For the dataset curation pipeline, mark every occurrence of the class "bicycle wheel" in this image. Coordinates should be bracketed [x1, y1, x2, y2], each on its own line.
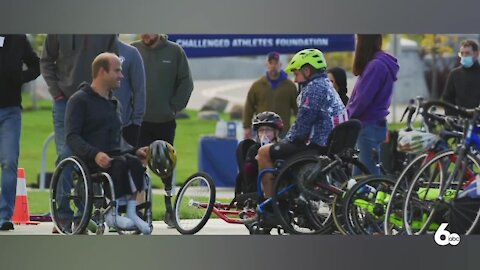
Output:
[50, 157, 93, 235]
[331, 159, 370, 235]
[173, 172, 216, 234]
[331, 175, 369, 235]
[342, 175, 396, 235]
[384, 153, 428, 235]
[271, 155, 335, 234]
[403, 150, 480, 235]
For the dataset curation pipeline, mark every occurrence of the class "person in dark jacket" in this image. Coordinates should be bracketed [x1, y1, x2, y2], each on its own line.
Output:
[0, 34, 40, 230]
[65, 52, 151, 234]
[41, 35, 118, 233]
[243, 52, 298, 139]
[442, 39, 480, 113]
[327, 67, 349, 106]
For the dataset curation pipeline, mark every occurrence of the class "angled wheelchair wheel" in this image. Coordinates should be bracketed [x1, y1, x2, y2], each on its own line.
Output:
[271, 155, 335, 235]
[174, 172, 216, 234]
[342, 175, 396, 235]
[50, 156, 93, 235]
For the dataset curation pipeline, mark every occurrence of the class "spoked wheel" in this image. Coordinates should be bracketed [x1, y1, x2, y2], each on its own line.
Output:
[50, 156, 93, 235]
[272, 155, 336, 235]
[173, 172, 216, 234]
[384, 153, 428, 235]
[331, 160, 370, 235]
[331, 175, 369, 235]
[342, 175, 396, 235]
[403, 150, 480, 235]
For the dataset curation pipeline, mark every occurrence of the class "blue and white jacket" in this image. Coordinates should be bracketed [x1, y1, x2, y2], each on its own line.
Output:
[285, 72, 347, 146]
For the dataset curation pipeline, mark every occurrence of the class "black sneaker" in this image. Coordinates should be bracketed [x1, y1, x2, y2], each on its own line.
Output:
[0, 220, 14, 231]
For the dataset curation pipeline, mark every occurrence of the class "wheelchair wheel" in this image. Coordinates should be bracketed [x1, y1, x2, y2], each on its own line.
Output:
[342, 175, 396, 235]
[271, 155, 334, 235]
[50, 156, 93, 235]
[174, 172, 216, 234]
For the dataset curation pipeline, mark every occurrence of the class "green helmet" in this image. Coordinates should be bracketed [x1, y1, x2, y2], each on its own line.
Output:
[285, 48, 327, 73]
[147, 140, 177, 180]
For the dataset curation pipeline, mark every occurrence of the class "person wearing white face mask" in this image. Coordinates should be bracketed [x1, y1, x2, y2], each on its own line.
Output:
[235, 112, 283, 195]
[442, 39, 480, 113]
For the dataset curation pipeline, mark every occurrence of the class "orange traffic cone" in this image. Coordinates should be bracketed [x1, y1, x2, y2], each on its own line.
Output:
[12, 168, 40, 225]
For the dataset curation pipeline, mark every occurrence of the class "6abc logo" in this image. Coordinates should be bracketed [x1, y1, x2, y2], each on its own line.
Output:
[434, 223, 461, 246]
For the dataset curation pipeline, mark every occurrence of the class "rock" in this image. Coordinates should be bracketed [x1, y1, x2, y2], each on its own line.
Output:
[175, 111, 190, 119]
[198, 110, 220, 121]
[229, 104, 243, 120]
[200, 97, 228, 112]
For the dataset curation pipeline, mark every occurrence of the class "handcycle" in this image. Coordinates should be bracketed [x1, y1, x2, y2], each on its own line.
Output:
[173, 119, 370, 234]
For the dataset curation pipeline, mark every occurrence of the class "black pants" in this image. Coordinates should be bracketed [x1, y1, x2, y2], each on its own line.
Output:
[92, 154, 145, 199]
[122, 124, 141, 147]
[139, 120, 176, 191]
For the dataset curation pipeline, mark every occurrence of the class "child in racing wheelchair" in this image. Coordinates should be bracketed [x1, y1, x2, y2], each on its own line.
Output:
[233, 111, 284, 209]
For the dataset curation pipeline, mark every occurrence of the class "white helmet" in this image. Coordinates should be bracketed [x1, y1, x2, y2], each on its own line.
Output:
[397, 130, 438, 153]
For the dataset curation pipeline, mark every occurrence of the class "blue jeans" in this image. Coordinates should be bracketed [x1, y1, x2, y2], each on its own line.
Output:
[53, 99, 68, 157]
[0, 107, 21, 220]
[53, 98, 77, 220]
[354, 123, 387, 176]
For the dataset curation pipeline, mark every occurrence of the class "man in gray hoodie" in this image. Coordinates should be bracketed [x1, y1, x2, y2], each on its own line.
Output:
[132, 34, 193, 227]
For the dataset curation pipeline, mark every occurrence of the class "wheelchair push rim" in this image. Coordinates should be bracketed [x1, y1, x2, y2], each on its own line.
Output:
[50, 156, 93, 235]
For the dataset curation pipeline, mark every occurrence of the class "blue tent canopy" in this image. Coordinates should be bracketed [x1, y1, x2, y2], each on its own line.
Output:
[168, 34, 355, 58]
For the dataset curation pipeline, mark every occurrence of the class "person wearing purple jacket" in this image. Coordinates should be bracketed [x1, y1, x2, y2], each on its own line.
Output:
[346, 34, 399, 175]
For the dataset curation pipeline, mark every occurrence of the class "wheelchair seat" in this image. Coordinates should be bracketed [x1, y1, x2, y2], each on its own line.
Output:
[325, 119, 362, 157]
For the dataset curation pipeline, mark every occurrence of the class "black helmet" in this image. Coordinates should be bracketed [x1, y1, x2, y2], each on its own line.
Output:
[252, 111, 284, 131]
[147, 140, 177, 180]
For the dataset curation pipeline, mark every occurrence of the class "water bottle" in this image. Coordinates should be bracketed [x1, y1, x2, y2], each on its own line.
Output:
[215, 120, 227, 137]
[227, 121, 236, 138]
[236, 121, 244, 141]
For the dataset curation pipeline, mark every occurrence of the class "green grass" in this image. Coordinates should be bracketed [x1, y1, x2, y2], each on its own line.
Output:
[20, 95, 227, 189]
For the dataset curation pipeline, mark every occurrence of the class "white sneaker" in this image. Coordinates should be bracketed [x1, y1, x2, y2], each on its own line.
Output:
[105, 208, 136, 230]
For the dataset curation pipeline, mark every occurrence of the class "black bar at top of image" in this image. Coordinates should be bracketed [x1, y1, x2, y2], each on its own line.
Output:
[1, 0, 479, 34]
